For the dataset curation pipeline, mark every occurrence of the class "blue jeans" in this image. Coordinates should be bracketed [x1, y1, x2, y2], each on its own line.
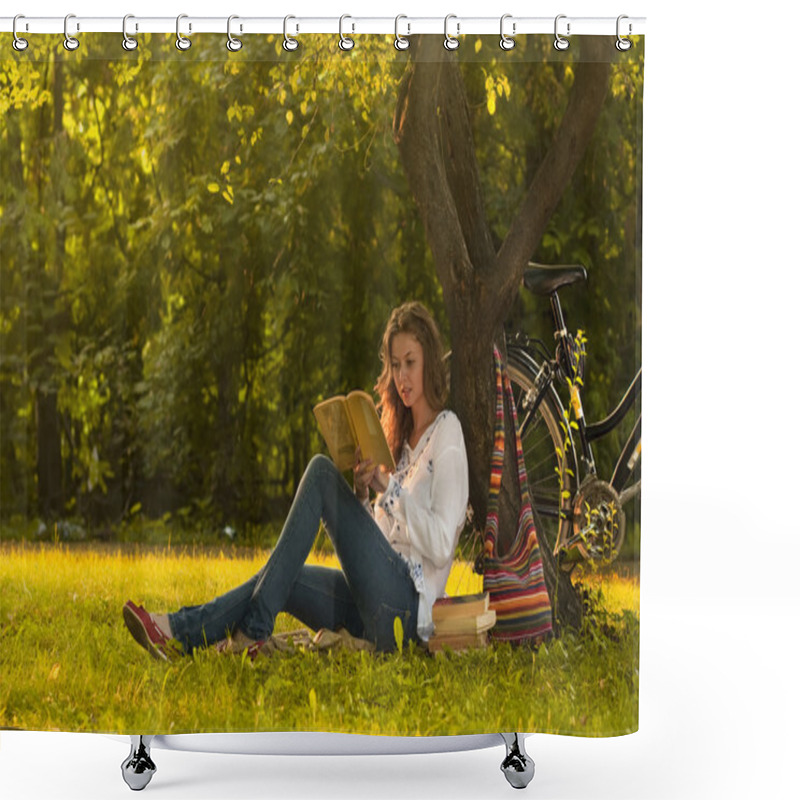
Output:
[168, 455, 419, 653]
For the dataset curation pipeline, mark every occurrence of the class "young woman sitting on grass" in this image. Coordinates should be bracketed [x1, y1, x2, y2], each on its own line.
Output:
[123, 301, 469, 657]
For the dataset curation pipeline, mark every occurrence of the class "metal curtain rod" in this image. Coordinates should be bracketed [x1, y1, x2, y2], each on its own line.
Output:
[1, 15, 646, 37]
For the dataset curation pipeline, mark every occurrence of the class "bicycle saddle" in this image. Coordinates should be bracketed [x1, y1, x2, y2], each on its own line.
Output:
[523, 263, 587, 296]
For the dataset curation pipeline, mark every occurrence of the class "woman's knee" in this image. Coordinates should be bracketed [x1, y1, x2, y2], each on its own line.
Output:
[307, 453, 335, 479]
[303, 454, 344, 493]
[295, 454, 341, 504]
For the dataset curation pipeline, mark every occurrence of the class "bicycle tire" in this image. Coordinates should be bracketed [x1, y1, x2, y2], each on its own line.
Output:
[507, 346, 578, 559]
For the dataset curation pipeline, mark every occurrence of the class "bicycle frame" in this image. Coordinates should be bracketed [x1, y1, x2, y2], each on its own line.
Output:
[515, 288, 641, 503]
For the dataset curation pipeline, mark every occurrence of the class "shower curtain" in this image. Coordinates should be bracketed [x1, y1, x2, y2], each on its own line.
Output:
[0, 24, 643, 742]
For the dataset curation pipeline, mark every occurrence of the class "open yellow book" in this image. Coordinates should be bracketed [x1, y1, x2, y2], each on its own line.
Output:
[313, 391, 395, 474]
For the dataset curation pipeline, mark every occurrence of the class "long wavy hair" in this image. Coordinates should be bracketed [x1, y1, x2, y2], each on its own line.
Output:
[375, 302, 448, 463]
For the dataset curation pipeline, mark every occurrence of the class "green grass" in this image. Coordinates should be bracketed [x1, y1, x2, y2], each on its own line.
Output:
[0, 542, 638, 737]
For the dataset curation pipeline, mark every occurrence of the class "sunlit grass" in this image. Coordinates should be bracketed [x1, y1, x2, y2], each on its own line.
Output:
[0, 542, 639, 737]
[576, 568, 640, 617]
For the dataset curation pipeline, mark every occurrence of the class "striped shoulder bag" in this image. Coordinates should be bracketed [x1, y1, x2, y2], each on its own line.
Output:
[483, 345, 553, 645]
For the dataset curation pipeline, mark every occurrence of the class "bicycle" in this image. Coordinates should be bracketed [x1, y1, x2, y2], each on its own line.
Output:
[506, 263, 641, 570]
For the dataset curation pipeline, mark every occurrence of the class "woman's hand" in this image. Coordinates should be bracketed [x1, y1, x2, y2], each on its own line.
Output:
[354, 448, 377, 500]
[354, 448, 390, 498]
[369, 466, 390, 494]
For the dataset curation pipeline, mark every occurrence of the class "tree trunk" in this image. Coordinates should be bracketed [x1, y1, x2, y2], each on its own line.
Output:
[3, 98, 31, 514]
[393, 36, 610, 631]
[32, 61, 65, 521]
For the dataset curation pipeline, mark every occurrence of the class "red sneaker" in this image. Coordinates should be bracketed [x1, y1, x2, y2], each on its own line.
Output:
[123, 601, 181, 661]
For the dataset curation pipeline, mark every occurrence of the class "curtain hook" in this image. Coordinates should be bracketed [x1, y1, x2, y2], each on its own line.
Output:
[12, 14, 29, 51]
[64, 13, 80, 51]
[176, 14, 192, 51]
[283, 15, 299, 51]
[394, 14, 410, 51]
[553, 14, 570, 51]
[616, 15, 632, 51]
[227, 15, 243, 51]
[339, 14, 355, 51]
[122, 15, 138, 51]
[499, 14, 515, 51]
[443, 14, 459, 51]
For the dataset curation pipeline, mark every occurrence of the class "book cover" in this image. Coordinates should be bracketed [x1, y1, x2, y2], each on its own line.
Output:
[313, 391, 395, 473]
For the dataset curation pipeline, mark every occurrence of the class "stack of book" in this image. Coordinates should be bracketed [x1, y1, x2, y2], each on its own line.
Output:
[428, 592, 496, 653]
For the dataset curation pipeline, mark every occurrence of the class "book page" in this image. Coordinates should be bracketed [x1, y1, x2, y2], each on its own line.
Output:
[432, 592, 489, 621]
[346, 391, 395, 471]
[434, 610, 497, 636]
[313, 397, 357, 472]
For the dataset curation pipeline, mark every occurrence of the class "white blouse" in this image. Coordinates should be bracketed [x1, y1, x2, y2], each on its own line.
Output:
[371, 410, 469, 641]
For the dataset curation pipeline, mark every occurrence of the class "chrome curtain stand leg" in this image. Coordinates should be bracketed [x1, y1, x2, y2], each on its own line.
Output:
[500, 733, 535, 789]
[121, 735, 156, 791]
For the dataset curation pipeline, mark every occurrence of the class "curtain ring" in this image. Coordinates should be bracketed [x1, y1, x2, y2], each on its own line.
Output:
[227, 15, 243, 51]
[394, 14, 410, 51]
[176, 14, 192, 51]
[283, 15, 299, 51]
[616, 15, 632, 51]
[122, 15, 138, 51]
[443, 14, 459, 51]
[12, 15, 29, 51]
[339, 15, 355, 51]
[64, 13, 80, 51]
[499, 14, 515, 51]
[553, 14, 570, 51]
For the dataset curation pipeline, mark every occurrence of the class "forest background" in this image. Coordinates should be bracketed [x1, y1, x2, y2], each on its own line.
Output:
[0, 33, 641, 548]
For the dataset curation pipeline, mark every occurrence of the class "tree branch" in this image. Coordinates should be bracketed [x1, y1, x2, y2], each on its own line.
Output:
[437, 49, 497, 277]
[392, 37, 474, 298]
[496, 37, 611, 302]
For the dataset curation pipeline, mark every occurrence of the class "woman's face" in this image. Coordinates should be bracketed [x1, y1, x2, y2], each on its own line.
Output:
[390, 332, 426, 413]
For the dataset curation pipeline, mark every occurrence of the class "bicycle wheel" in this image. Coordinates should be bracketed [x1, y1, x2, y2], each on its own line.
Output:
[507, 346, 578, 559]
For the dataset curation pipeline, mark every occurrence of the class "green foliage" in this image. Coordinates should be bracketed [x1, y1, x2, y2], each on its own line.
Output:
[497, 43, 644, 484]
[1, 36, 424, 526]
[555, 328, 587, 520]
